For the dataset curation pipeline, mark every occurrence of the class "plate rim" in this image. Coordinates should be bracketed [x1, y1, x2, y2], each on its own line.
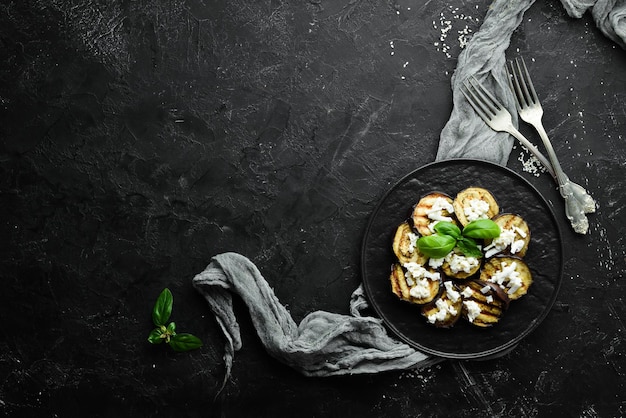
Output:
[360, 158, 564, 359]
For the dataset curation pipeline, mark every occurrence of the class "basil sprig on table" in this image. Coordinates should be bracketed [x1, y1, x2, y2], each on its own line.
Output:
[147, 288, 203, 352]
[417, 219, 500, 259]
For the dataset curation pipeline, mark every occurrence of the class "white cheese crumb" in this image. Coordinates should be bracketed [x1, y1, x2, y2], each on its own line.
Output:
[507, 274, 523, 295]
[403, 262, 440, 281]
[463, 199, 490, 222]
[513, 226, 527, 238]
[407, 232, 419, 253]
[428, 257, 445, 269]
[444, 281, 461, 302]
[445, 252, 479, 274]
[488, 261, 523, 295]
[510, 239, 525, 254]
[461, 287, 474, 298]
[409, 278, 432, 299]
[486, 295, 494, 303]
[428, 298, 450, 323]
[427, 295, 459, 324]
[480, 285, 491, 294]
[463, 300, 481, 322]
[426, 197, 455, 222]
[484, 228, 523, 257]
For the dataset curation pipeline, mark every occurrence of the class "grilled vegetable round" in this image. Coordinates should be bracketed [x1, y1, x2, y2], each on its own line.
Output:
[412, 192, 457, 236]
[479, 256, 533, 300]
[441, 250, 482, 279]
[392, 221, 428, 265]
[484, 213, 531, 258]
[421, 281, 463, 328]
[458, 280, 509, 327]
[453, 187, 499, 227]
[389, 263, 440, 305]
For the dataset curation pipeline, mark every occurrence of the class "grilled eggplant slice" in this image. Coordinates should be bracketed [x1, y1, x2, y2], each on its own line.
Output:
[389, 263, 440, 305]
[421, 281, 463, 328]
[484, 213, 531, 258]
[459, 280, 509, 327]
[411, 192, 456, 236]
[479, 256, 533, 300]
[392, 221, 428, 265]
[441, 249, 481, 279]
[453, 187, 499, 227]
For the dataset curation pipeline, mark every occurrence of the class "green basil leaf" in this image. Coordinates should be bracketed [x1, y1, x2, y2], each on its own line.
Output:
[147, 328, 164, 344]
[152, 288, 173, 327]
[462, 219, 501, 239]
[169, 333, 203, 352]
[433, 221, 461, 239]
[456, 237, 483, 258]
[417, 234, 457, 259]
[167, 322, 176, 334]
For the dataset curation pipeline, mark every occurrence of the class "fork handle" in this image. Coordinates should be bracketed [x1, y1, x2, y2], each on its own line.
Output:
[533, 124, 570, 186]
[507, 129, 556, 178]
[533, 123, 597, 232]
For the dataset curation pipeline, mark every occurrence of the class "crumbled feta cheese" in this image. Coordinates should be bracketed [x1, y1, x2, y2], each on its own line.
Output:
[444, 281, 461, 302]
[510, 239, 525, 254]
[427, 298, 451, 323]
[461, 287, 474, 298]
[486, 295, 493, 303]
[463, 199, 490, 222]
[404, 262, 440, 281]
[407, 232, 419, 253]
[484, 228, 524, 257]
[404, 262, 440, 299]
[513, 226, 527, 238]
[507, 274, 523, 295]
[409, 278, 433, 299]
[428, 257, 445, 269]
[488, 261, 523, 295]
[445, 252, 479, 273]
[426, 197, 455, 222]
[427, 296, 458, 324]
[463, 300, 481, 322]
[480, 285, 491, 294]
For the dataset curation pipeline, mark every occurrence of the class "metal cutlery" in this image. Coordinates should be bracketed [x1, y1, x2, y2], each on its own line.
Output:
[462, 72, 595, 234]
[508, 57, 596, 234]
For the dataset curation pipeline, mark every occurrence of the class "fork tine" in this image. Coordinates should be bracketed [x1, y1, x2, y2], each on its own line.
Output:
[462, 78, 498, 119]
[517, 57, 540, 104]
[467, 76, 502, 114]
[512, 57, 536, 106]
[508, 60, 527, 108]
[461, 85, 492, 123]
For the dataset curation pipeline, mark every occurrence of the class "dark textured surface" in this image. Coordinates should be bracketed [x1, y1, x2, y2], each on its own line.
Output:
[1, 0, 625, 416]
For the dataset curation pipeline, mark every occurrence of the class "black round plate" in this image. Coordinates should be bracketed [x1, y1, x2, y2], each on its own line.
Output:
[361, 159, 563, 359]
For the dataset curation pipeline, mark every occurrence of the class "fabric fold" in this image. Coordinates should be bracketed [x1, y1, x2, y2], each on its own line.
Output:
[193, 253, 440, 392]
[562, 0, 626, 49]
[435, 0, 535, 164]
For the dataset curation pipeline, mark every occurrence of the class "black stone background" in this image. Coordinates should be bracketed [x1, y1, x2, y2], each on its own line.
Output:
[1, 0, 625, 416]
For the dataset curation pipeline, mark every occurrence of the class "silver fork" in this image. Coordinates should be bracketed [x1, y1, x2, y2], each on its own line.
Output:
[462, 75, 592, 234]
[509, 57, 596, 233]
[461, 75, 555, 177]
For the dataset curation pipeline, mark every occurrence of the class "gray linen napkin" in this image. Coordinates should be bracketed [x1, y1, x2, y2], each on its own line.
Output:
[193, 0, 626, 391]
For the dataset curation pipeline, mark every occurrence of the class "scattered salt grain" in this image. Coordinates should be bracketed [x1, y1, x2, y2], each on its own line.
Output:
[517, 146, 547, 177]
[433, 5, 480, 58]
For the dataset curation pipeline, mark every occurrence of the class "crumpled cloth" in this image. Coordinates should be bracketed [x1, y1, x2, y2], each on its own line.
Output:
[193, 253, 442, 391]
[437, 0, 626, 164]
[193, 0, 626, 391]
